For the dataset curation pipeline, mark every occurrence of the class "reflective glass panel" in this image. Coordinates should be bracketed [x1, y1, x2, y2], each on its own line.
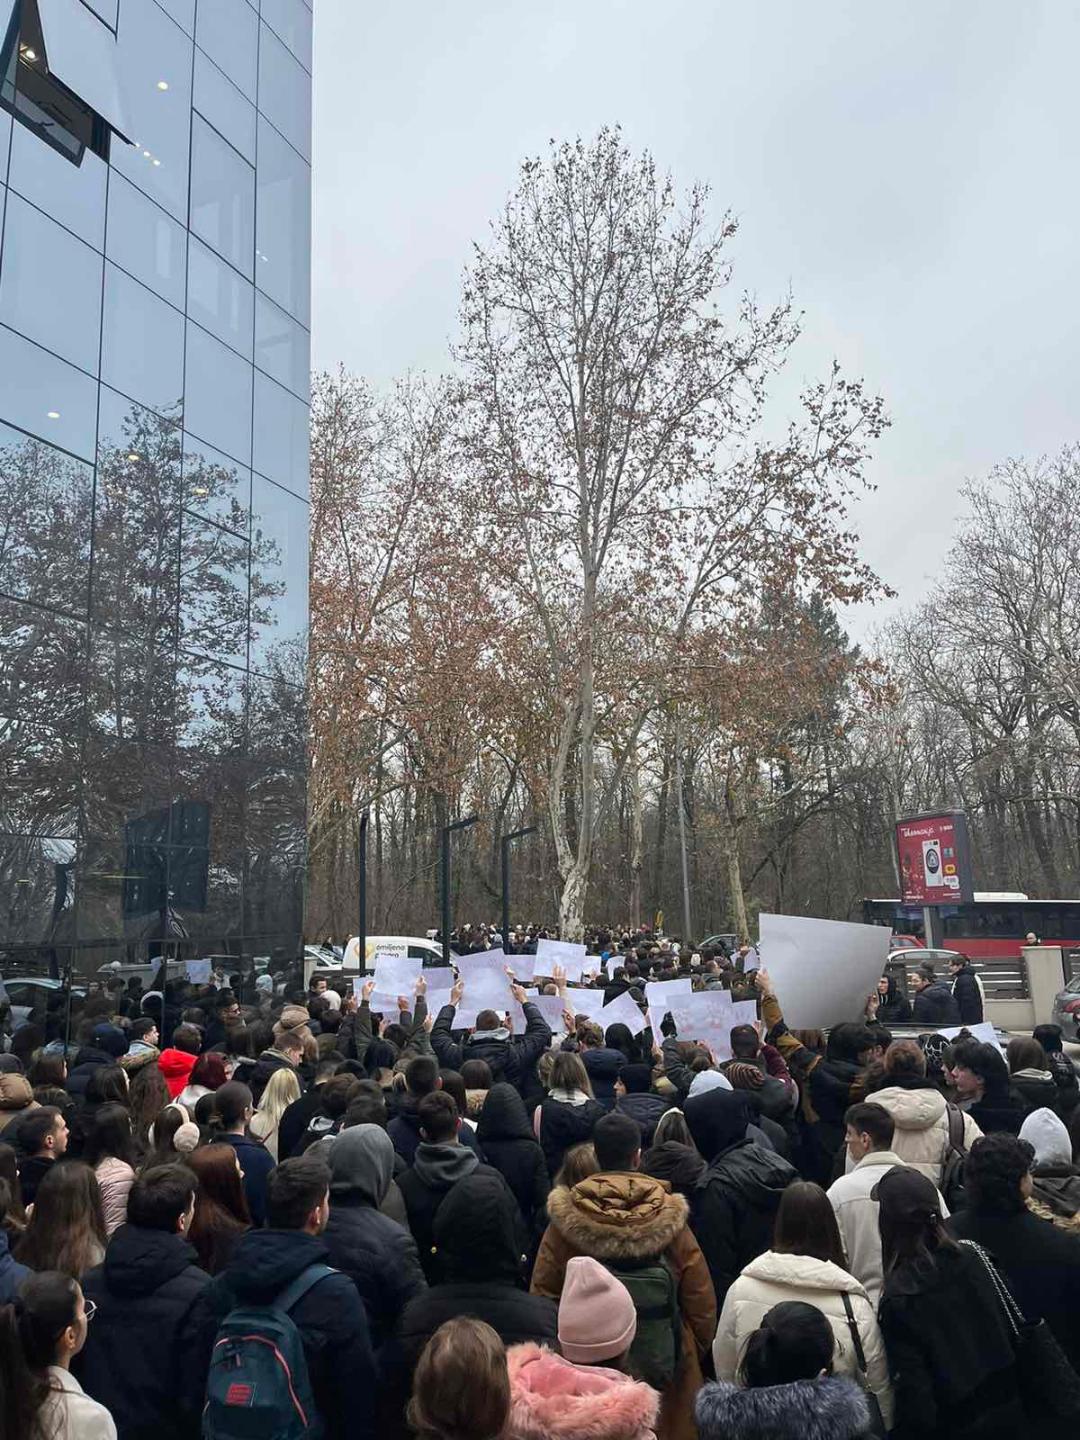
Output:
[190, 114, 255, 277]
[246, 767, 305, 857]
[91, 386, 182, 644]
[187, 234, 253, 359]
[193, 49, 255, 164]
[87, 623, 176, 747]
[253, 370, 308, 498]
[154, 0, 195, 37]
[244, 850, 304, 938]
[248, 673, 306, 769]
[182, 433, 250, 536]
[184, 321, 252, 465]
[82, 0, 117, 26]
[0, 836, 77, 945]
[248, 472, 308, 676]
[101, 263, 185, 419]
[255, 117, 310, 325]
[254, 292, 309, 402]
[179, 510, 250, 665]
[0, 192, 102, 374]
[257, 22, 310, 162]
[7, 117, 107, 250]
[0, 592, 88, 734]
[0, 324, 98, 460]
[261, 0, 313, 72]
[112, 0, 193, 222]
[0, 418, 93, 616]
[195, 0, 258, 100]
[105, 171, 187, 310]
[176, 649, 247, 754]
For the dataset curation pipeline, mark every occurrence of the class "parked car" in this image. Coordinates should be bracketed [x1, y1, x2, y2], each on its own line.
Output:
[339, 935, 446, 973]
[889, 934, 926, 951]
[1052, 976, 1080, 1040]
[888, 947, 964, 968]
[1, 977, 87, 1026]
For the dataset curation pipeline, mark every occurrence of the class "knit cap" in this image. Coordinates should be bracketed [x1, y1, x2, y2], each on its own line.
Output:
[687, 1068, 732, 1098]
[557, 1256, 637, 1364]
[1019, 1107, 1072, 1169]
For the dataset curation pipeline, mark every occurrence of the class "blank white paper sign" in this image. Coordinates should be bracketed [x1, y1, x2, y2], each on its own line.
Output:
[758, 913, 889, 1030]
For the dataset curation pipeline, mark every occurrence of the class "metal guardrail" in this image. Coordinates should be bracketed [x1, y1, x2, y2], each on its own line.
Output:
[976, 957, 1030, 1001]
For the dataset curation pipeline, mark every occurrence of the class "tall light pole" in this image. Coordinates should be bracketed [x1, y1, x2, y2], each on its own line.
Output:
[441, 815, 478, 966]
[357, 809, 369, 970]
[500, 825, 537, 948]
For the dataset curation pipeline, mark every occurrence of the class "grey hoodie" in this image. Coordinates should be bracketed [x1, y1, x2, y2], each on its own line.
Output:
[411, 1140, 479, 1190]
[329, 1124, 394, 1206]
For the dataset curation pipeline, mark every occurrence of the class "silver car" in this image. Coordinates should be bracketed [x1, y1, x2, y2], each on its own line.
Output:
[1051, 976, 1080, 1040]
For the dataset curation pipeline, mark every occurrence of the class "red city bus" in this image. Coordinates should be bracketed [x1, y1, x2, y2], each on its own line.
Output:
[862, 894, 1080, 959]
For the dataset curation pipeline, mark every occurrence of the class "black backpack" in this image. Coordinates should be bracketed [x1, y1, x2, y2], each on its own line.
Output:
[940, 1102, 968, 1209]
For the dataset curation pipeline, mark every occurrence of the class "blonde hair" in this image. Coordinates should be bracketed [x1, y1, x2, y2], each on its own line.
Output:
[255, 1066, 301, 1126]
[407, 1318, 509, 1440]
[550, 1051, 593, 1098]
[555, 1141, 598, 1189]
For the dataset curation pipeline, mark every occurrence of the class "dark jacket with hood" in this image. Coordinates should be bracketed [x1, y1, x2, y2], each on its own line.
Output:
[876, 975, 912, 1025]
[911, 980, 961, 1027]
[430, 1001, 552, 1089]
[474, 1082, 550, 1237]
[531, 1171, 716, 1440]
[322, 1123, 427, 1350]
[210, 1228, 375, 1440]
[0, 1227, 28, 1303]
[278, 1084, 330, 1160]
[76, 1224, 213, 1440]
[398, 1141, 522, 1281]
[247, 1048, 301, 1105]
[395, 1170, 557, 1378]
[640, 1139, 707, 1198]
[805, 1027, 871, 1182]
[877, 1241, 1028, 1440]
[684, 1088, 798, 1305]
[950, 962, 983, 1024]
[1045, 1049, 1080, 1116]
[387, 1094, 484, 1166]
[615, 1089, 672, 1148]
[581, 1045, 625, 1103]
[537, 1093, 608, 1178]
[695, 1377, 869, 1440]
[967, 1088, 1026, 1137]
[67, 1033, 128, 1098]
[220, 1130, 275, 1226]
[949, 1203, 1080, 1369]
[1009, 1066, 1061, 1119]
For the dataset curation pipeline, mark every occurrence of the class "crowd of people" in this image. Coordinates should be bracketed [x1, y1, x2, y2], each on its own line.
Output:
[0, 937, 1078, 1439]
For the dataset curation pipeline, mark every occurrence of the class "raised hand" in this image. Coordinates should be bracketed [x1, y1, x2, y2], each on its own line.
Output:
[361, 978, 375, 1004]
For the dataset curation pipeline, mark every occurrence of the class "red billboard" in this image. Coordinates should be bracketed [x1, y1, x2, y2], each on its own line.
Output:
[895, 811, 975, 906]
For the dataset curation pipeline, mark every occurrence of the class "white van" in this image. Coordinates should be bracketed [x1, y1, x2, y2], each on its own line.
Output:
[335, 935, 446, 974]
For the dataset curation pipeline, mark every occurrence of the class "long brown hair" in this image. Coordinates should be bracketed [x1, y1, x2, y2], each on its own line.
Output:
[0, 1143, 27, 1231]
[186, 1144, 251, 1275]
[0, 1272, 81, 1437]
[549, 1052, 594, 1099]
[16, 1163, 106, 1278]
[407, 1317, 510, 1440]
[773, 1181, 847, 1268]
[129, 1063, 170, 1147]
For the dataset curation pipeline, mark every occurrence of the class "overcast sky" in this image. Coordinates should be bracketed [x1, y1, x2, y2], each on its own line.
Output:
[311, 1, 1079, 632]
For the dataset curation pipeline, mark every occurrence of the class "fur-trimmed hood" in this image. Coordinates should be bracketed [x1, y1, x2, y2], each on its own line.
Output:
[507, 1343, 659, 1440]
[546, 1173, 688, 1260]
[695, 1377, 869, 1440]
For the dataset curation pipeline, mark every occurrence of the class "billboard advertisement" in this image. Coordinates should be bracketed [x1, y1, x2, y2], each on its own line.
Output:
[895, 811, 975, 906]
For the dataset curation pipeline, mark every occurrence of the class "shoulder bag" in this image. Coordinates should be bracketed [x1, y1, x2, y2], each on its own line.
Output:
[840, 1291, 887, 1438]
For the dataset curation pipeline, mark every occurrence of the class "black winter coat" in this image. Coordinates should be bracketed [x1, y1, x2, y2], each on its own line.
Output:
[950, 1206, 1080, 1369]
[277, 1085, 327, 1159]
[950, 964, 984, 1024]
[911, 981, 961, 1026]
[247, 1049, 301, 1105]
[968, 1090, 1026, 1136]
[1009, 1068, 1061, 1119]
[878, 1242, 1029, 1440]
[430, 1001, 552, 1089]
[537, 1095, 607, 1178]
[210, 1229, 376, 1440]
[475, 1083, 550, 1237]
[398, 1146, 523, 1281]
[690, 1139, 798, 1305]
[76, 1225, 213, 1440]
[387, 1098, 484, 1166]
[323, 1197, 427, 1350]
[615, 1091, 671, 1147]
[66, 1046, 118, 1099]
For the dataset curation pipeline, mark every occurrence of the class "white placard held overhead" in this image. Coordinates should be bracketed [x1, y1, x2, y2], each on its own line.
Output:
[185, 959, 212, 985]
[372, 953, 422, 995]
[535, 938, 587, 982]
[531, 994, 569, 1035]
[741, 946, 761, 973]
[937, 1021, 1005, 1056]
[599, 989, 649, 1036]
[455, 949, 509, 975]
[419, 969, 456, 1009]
[562, 987, 606, 1021]
[759, 912, 890, 1030]
[729, 999, 759, 1030]
[506, 954, 537, 982]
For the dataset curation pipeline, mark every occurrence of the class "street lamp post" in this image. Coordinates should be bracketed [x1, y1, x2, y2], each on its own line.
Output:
[357, 809, 369, 972]
[441, 815, 479, 967]
[500, 826, 537, 950]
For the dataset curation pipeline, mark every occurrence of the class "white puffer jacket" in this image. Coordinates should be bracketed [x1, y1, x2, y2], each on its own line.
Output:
[860, 1084, 982, 1184]
[712, 1250, 893, 1430]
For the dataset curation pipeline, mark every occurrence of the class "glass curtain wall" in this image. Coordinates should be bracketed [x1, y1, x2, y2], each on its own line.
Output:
[0, 0, 311, 984]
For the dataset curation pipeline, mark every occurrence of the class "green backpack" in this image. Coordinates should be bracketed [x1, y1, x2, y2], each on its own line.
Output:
[602, 1256, 682, 1387]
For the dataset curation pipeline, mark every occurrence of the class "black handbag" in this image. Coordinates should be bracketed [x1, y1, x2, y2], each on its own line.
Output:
[960, 1239, 1080, 1421]
[840, 1292, 887, 1438]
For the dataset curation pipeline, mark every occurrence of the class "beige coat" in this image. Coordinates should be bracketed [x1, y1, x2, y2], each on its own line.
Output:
[94, 1157, 136, 1238]
[856, 1084, 981, 1185]
[712, 1249, 893, 1430]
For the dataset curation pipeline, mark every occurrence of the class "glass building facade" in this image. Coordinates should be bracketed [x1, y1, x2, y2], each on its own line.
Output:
[0, 0, 311, 980]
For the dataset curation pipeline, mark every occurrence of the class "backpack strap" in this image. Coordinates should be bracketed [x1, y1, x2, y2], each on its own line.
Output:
[840, 1291, 868, 1374]
[945, 1102, 966, 1153]
[274, 1263, 337, 1315]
